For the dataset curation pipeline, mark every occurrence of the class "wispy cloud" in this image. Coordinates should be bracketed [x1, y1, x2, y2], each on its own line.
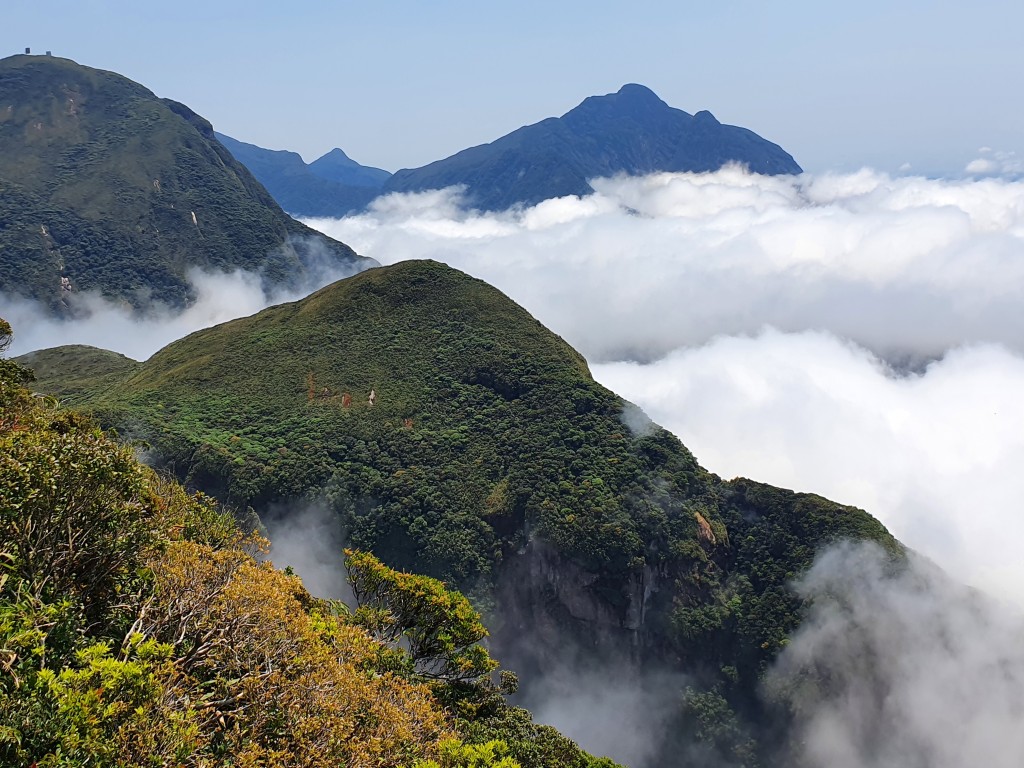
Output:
[965, 146, 1023, 178]
[770, 541, 1024, 768]
[5, 258, 364, 360]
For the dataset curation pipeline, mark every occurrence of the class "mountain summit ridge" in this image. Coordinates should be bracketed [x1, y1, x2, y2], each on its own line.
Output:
[213, 132, 391, 217]
[380, 83, 802, 210]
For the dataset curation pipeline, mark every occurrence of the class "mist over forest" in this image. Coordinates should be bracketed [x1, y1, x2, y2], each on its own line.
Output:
[8, 164, 1024, 767]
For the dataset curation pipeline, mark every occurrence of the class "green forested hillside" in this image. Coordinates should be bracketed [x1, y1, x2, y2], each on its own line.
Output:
[0, 319, 618, 768]
[14, 344, 139, 400]
[22, 260, 899, 765]
[0, 54, 374, 312]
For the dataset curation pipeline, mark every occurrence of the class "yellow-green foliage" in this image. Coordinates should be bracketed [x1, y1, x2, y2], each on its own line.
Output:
[347, 549, 498, 685]
[0, 326, 451, 767]
[413, 738, 520, 768]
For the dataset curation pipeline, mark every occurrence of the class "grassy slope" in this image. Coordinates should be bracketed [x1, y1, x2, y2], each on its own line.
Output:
[24, 259, 897, 764]
[0, 54, 372, 311]
[16, 344, 140, 401]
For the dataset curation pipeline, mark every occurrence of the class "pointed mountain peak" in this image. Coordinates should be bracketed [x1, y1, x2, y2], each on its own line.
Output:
[565, 83, 675, 124]
[314, 147, 355, 165]
[307, 147, 391, 189]
[384, 84, 802, 210]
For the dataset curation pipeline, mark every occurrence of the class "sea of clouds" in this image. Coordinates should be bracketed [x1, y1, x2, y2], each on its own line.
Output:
[8, 164, 1023, 608]
[8, 164, 1024, 766]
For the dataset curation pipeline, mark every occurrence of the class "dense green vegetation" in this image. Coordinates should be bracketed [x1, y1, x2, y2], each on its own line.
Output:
[0, 54, 373, 312]
[0, 318, 618, 768]
[22, 260, 900, 765]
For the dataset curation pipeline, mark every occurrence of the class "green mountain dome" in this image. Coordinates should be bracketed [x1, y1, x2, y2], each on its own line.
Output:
[0, 54, 373, 312]
[22, 259, 897, 765]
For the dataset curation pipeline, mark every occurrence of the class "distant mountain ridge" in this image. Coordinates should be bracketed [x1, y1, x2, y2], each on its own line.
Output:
[308, 146, 391, 187]
[214, 132, 390, 217]
[0, 54, 373, 312]
[382, 83, 802, 211]
[219, 83, 802, 216]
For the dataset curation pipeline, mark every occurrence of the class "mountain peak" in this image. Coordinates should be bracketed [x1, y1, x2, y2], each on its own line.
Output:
[614, 82, 662, 101]
[567, 83, 671, 121]
[307, 146, 391, 189]
[384, 84, 801, 210]
[694, 109, 720, 125]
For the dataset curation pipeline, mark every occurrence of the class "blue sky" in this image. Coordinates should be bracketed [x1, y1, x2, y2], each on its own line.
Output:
[5, 0, 1023, 175]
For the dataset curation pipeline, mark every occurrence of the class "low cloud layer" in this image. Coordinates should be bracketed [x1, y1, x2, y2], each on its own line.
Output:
[770, 541, 1024, 768]
[306, 167, 1024, 365]
[7, 167, 1024, 764]
[6, 168, 1023, 608]
[517, 666, 684, 768]
[260, 502, 353, 603]
[4, 258, 362, 361]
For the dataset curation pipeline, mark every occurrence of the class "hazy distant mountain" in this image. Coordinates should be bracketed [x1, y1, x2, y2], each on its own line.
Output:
[308, 147, 391, 188]
[215, 132, 389, 217]
[383, 83, 803, 211]
[0, 54, 373, 312]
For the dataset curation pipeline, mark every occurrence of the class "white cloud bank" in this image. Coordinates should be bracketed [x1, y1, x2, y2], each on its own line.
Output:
[306, 167, 1024, 365]
[8, 167, 1024, 608]
[9, 166, 1024, 764]
[4, 262, 360, 361]
[302, 167, 1024, 607]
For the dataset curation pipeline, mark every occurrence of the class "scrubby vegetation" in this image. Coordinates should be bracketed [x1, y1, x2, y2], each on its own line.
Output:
[0, 318, 618, 767]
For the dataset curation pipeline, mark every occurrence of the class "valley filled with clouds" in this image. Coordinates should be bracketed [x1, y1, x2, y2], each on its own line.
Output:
[305, 167, 1024, 766]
